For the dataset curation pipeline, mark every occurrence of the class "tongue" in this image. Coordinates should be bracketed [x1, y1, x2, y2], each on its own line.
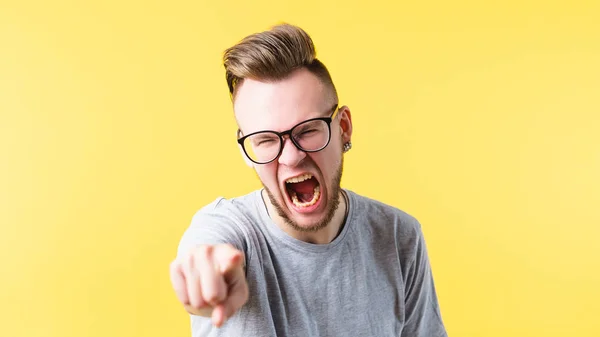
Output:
[290, 178, 318, 194]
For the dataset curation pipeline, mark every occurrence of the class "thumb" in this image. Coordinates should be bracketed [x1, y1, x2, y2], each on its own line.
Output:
[213, 244, 244, 274]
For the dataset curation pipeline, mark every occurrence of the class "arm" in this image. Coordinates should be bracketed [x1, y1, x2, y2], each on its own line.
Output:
[170, 198, 250, 327]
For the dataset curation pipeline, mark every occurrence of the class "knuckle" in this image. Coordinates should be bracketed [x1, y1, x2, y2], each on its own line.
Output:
[203, 291, 218, 304]
[184, 250, 195, 268]
[170, 259, 181, 273]
[199, 245, 213, 257]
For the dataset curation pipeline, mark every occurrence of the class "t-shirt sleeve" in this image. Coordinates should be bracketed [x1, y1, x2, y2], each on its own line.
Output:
[176, 197, 249, 261]
[401, 220, 448, 337]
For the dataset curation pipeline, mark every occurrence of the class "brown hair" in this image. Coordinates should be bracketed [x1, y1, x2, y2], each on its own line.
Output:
[223, 23, 338, 102]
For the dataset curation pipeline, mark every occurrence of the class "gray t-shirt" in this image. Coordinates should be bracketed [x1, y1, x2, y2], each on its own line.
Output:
[177, 189, 447, 337]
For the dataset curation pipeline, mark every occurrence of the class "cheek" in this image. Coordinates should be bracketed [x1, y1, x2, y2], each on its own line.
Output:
[313, 149, 342, 183]
[255, 164, 282, 190]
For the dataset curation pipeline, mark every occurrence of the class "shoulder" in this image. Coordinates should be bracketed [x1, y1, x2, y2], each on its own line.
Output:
[345, 189, 425, 258]
[346, 189, 423, 235]
[190, 189, 261, 224]
[177, 189, 262, 257]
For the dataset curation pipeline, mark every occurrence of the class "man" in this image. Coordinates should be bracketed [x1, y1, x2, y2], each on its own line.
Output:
[170, 23, 447, 336]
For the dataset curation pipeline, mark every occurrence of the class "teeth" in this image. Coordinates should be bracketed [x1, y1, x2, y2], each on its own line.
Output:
[290, 185, 320, 208]
[286, 173, 312, 184]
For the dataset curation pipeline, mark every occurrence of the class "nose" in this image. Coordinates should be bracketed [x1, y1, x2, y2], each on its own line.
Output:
[278, 137, 306, 167]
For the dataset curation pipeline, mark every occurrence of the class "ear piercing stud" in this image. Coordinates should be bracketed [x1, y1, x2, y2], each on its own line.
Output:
[343, 141, 352, 153]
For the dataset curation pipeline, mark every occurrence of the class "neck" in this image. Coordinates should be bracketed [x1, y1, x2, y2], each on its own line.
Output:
[263, 190, 348, 245]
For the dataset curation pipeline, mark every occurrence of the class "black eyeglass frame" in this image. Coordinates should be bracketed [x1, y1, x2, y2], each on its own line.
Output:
[237, 104, 340, 165]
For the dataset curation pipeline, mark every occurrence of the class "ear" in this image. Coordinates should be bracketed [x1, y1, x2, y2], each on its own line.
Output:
[338, 105, 353, 144]
[237, 129, 254, 168]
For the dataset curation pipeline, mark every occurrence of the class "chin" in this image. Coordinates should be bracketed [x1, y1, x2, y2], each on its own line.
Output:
[264, 184, 340, 234]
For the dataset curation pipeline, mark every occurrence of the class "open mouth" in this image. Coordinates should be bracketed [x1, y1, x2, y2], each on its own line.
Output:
[284, 173, 321, 208]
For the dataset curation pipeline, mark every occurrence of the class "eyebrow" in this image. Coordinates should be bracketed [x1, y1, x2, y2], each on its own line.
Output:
[253, 132, 278, 139]
[237, 103, 338, 137]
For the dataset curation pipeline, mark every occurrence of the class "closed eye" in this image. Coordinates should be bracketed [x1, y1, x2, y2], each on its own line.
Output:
[257, 139, 276, 146]
[298, 129, 318, 136]
[251, 136, 279, 147]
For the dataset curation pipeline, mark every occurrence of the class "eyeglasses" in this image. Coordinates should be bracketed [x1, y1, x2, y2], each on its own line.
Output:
[237, 104, 340, 164]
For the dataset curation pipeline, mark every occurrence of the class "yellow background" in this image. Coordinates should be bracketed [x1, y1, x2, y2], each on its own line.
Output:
[1, 1, 599, 336]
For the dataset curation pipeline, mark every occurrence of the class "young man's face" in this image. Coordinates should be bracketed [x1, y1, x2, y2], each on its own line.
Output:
[234, 68, 352, 232]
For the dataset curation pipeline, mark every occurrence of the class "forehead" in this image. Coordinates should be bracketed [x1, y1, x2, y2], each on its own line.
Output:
[234, 68, 331, 134]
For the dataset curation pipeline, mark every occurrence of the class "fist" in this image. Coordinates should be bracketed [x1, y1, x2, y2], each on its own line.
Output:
[170, 244, 249, 327]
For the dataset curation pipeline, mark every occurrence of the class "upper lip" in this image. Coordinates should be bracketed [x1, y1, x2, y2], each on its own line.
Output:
[282, 171, 321, 189]
[283, 172, 315, 184]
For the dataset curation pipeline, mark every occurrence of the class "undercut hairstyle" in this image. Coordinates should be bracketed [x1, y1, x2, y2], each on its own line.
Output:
[223, 23, 338, 102]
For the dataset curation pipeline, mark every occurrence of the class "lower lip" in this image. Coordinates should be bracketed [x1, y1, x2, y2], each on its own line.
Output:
[287, 188, 323, 214]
